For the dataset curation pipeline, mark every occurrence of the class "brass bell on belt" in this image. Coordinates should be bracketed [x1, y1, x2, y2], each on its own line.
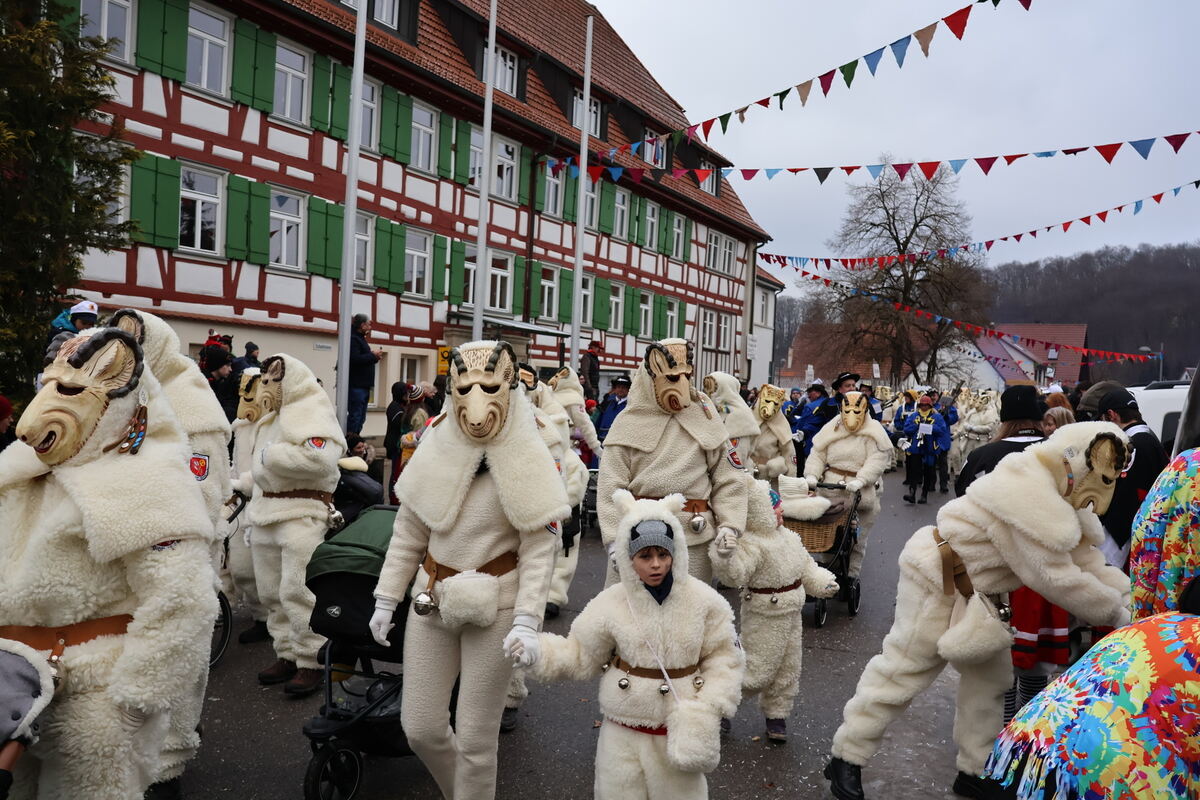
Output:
[658, 684, 671, 696]
[770, 595, 779, 604]
[690, 515, 706, 534]
[996, 602, 1012, 623]
[617, 677, 630, 690]
[600, 662, 610, 673]
[412, 591, 437, 616]
[692, 676, 705, 690]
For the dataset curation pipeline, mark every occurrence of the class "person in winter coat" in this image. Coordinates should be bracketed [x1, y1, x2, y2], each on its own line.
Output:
[231, 341, 261, 375]
[804, 391, 892, 581]
[826, 422, 1135, 800]
[250, 354, 345, 697]
[530, 492, 744, 800]
[226, 368, 270, 646]
[598, 339, 747, 584]
[45, 299, 98, 345]
[703, 371, 760, 470]
[1, 328, 216, 800]
[751, 384, 798, 483]
[709, 478, 837, 742]
[345, 314, 382, 435]
[929, 390, 960, 494]
[595, 375, 631, 442]
[369, 341, 567, 800]
[548, 366, 604, 467]
[901, 395, 951, 504]
[1097, 387, 1169, 565]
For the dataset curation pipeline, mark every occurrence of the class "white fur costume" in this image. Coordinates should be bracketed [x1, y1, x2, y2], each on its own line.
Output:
[709, 480, 836, 721]
[249, 355, 344, 671]
[831, 423, 1134, 779]
[750, 398, 797, 482]
[704, 372, 759, 470]
[535, 493, 743, 800]
[804, 413, 892, 578]
[949, 396, 999, 477]
[224, 414, 266, 624]
[547, 369, 601, 608]
[599, 356, 747, 584]
[550, 367, 604, 458]
[0, 330, 217, 800]
[374, 342, 568, 800]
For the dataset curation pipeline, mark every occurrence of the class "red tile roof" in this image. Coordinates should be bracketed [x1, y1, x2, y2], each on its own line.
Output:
[973, 336, 1034, 385]
[776, 321, 914, 387]
[756, 267, 785, 290]
[995, 323, 1089, 385]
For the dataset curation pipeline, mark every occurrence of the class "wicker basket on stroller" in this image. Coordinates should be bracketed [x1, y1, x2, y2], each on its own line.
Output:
[784, 503, 853, 554]
[781, 483, 862, 627]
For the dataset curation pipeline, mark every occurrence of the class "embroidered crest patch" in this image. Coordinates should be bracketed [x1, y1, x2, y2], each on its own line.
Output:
[151, 539, 181, 551]
[308, 437, 327, 449]
[727, 446, 745, 470]
[546, 521, 559, 535]
[190, 454, 209, 480]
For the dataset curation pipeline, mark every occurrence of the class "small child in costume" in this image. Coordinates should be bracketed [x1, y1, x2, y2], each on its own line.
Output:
[709, 477, 838, 742]
[525, 491, 743, 800]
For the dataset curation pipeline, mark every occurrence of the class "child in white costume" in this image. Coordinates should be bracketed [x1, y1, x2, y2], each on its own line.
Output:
[249, 354, 345, 695]
[750, 384, 798, 482]
[530, 492, 743, 800]
[0, 328, 217, 800]
[370, 341, 568, 800]
[709, 477, 837, 742]
[702, 371, 760, 470]
[825, 422, 1135, 800]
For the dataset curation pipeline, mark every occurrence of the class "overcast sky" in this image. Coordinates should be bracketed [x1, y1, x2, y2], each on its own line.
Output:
[596, 0, 1200, 294]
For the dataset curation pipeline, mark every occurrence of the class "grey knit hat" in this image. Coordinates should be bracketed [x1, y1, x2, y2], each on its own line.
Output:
[628, 518, 675, 558]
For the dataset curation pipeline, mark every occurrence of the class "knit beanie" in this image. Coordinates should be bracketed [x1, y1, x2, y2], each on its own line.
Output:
[627, 518, 675, 558]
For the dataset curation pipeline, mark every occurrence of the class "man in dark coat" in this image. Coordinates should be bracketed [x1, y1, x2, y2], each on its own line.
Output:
[1097, 387, 1168, 564]
[346, 314, 382, 434]
[579, 340, 603, 401]
[232, 341, 261, 375]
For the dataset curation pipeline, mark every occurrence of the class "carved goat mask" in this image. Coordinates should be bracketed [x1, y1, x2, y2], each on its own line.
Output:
[1059, 430, 1131, 515]
[756, 384, 787, 423]
[644, 339, 693, 413]
[450, 341, 517, 443]
[237, 372, 267, 422]
[547, 366, 570, 391]
[517, 363, 538, 392]
[18, 329, 143, 466]
[840, 390, 869, 433]
[258, 356, 286, 414]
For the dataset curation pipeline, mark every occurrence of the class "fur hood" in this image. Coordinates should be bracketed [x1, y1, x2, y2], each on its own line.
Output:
[604, 367, 726, 453]
[395, 387, 569, 533]
[550, 367, 588, 409]
[269, 353, 346, 455]
[811, 414, 892, 456]
[705, 372, 759, 439]
[528, 382, 571, 446]
[756, 403, 793, 449]
[610, 490, 690, 585]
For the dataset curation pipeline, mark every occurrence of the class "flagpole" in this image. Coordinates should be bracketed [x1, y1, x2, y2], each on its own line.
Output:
[568, 14, 594, 369]
[471, 0, 499, 341]
[335, 0, 369, 428]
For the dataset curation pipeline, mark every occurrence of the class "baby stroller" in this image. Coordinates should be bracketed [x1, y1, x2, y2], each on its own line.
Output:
[782, 482, 861, 628]
[0, 638, 55, 800]
[302, 506, 412, 800]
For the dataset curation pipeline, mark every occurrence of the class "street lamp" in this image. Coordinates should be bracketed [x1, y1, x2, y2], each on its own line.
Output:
[1139, 344, 1165, 382]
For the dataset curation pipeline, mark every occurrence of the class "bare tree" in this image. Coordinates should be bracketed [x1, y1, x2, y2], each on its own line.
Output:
[816, 159, 993, 383]
[771, 295, 805, 368]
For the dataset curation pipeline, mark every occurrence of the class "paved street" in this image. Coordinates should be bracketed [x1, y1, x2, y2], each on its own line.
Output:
[187, 471, 965, 800]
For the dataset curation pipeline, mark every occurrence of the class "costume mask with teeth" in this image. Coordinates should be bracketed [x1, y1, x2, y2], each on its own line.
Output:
[755, 384, 787, 424]
[643, 338, 694, 414]
[450, 341, 518, 444]
[1050, 424, 1131, 515]
[839, 391, 869, 433]
[237, 370, 267, 422]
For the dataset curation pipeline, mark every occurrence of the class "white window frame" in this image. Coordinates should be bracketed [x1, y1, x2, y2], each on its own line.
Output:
[463, 244, 477, 307]
[410, 101, 437, 174]
[268, 188, 304, 269]
[699, 159, 717, 194]
[492, 137, 518, 202]
[644, 130, 666, 168]
[643, 201, 659, 249]
[397, 355, 422, 385]
[665, 298, 679, 336]
[580, 273, 593, 328]
[178, 166, 223, 255]
[613, 188, 629, 240]
[487, 251, 512, 312]
[373, 0, 400, 27]
[756, 288, 770, 326]
[701, 309, 718, 348]
[273, 41, 309, 124]
[491, 44, 519, 97]
[359, 79, 379, 151]
[404, 228, 432, 299]
[721, 237, 737, 275]
[467, 125, 484, 188]
[185, 4, 230, 96]
[609, 282, 623, 331]
[81, 0, 133, 63]
[543, 168, 563, 217]
[671, 214, 686, 261]
[584, 179, 599, 229]
[353, 213, 372, 283]
[638, 292, 653, 338]
[538, 265, 557, 321]
[705, 229, 721, 269]
[572, 89, 601, 137]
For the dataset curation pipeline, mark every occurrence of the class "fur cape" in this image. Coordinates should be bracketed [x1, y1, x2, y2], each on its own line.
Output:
[705, 372, 760, 440]
[551, 368, 604, 457]
[604, 367, 727, 454]
[751, 404, 796, 479]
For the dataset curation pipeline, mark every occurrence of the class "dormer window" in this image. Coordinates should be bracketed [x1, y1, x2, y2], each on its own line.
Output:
[572, 90, 601, 137]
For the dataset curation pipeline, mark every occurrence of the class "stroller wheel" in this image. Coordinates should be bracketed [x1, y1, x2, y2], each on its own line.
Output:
[209, 591, 233, 668]
[304, 743, 363, 800]
[812, 598, 828, 629]
[847, 580, 862, 617]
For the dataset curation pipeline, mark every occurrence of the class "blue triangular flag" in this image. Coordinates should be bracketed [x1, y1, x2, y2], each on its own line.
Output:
[890, 36, 911, 68]
[799, 257, 809, 267]
[1173, 186, 1182, 196]
[546, 158, 558, 171]
[1134, 199, 1143, 214]
[1128, 138, 1155, 160]
[850, 288, 859, 295]
[949, 159, 967, 174]
[766, 169, 782, 180]
[866, 164, 885, 179]
[722, 168, 734, 179]
[630, 142, 642, 155]
[568, 165, 580, 179]
[863, 47, 885, 75]
[607, 148, 618, 159]
[607, 167, 624, 181]
[934, 315, 943, 323]
[1033, 151, 1056, 158]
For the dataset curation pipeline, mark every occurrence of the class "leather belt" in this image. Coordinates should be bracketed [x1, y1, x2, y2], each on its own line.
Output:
[932, 528, 974, 598]
[634, 496, 709, 514]
[749, 577, 804, 595]
[609, 718, 667, 736]
[263, 489, 334, 503]
[825, 467, 858, 479]
[610, 654, 698, 680]
[0, 614, 134, 661]
[421, 551, 519, 586]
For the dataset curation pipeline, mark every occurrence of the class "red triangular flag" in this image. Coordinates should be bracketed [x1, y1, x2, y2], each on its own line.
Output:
[1018, 0, 1032, 9]
[1115, 205, 1125, 213]
[1164, 132, 1191, 153]
[1079, 215, 1091, 225]
[975, 156, 998, 175]
[1062, 221, 1073, 232]
[755, 97, 771, 108]
[819, 70, 837, 96]
[1003, 153, 1028, 165]
[984, 240, 995, 251]
[1153, 192, 1164, 203]
[627, 168, 645, 184]
[693, 169, 712, 184]
[1029, 230, 1037, 238]
[942, 5, 972, 40]
[740, 169, 759, 180]
[1094, 142, 1123, 163]
[918, 161, 941, 180]
[1096, 210, 1108, 222]
[893, 163, 914, 180]
[1014, 233, 1023, 242]
[841, 166, 861, 176]
[787, 168, 808, 174]
[587, 166, 605, 183]
[701, 118, 716, 140]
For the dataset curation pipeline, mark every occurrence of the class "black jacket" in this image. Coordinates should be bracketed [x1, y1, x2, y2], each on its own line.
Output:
[209, 375, 240, 422]
[955, 432, 1044, 497]
[348, 330, 378, 389]
[1100, 424, 1168, 548]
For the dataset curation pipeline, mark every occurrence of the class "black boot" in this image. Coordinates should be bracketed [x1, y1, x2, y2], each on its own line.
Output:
[500, 706, 519, 733]
[544, 602, 560, 620]
[918, 490, 929, 504]
[144, 777, 183, 800]
[238, 620, 270, 644]
[902, 488, 916, 504]
[952, 771, 1002, 799]
[824, 757, 866, 800]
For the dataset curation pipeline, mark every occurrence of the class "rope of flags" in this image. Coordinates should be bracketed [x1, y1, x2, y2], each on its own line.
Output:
[758, 177, 1200, 272]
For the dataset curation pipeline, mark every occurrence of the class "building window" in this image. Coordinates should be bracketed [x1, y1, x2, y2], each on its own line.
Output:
[490, 44, 519, 97]
[186, 6, 228, 94]
[463, 244, 477, 306]
[543, 168, 563, 217]
[572, 90, 601, 137]
[539, 265, 557, 320]
[269, 190, 303, 268]
[609, 282, 623, 330]
[374, 0, 399, 27]
[717, 313, 732, 350]
[643, 201, 659, 248]
[360, 80, 378, 150]
[613, 189, 629, 239]
[411, 102, 437, 173]
[488, 251, 511, 312]
[580, 273, 593, 327]
[638, 292, 653, 338]
[699, 308, 733, 374]
[671, 214, 686, 261]
[705, 230, 720, 269]
[701, 309, 717, 349]
[405, 229, 431, 297]
[665, 298, 679, 335]
[644, 130, 666, 168]
[178, 167, 221, 254]
[468, 126, 484, 188]
[493, 138, 518, 202]
[354, 213, 371, 282]
[584, 179, 598, 229]
[273, 43, 308, 123]
[81, 0, 131, 62]
[398, 355, 422, 384]
[721, 237, 736, 274]
[699, 160, 717, 194]
[756, 288, 770, 326]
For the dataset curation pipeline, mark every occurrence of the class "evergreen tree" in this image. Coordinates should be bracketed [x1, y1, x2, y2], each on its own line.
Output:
[0, 0, 136, 405]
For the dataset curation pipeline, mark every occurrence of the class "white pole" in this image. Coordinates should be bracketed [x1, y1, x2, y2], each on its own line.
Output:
[472, 0, 499, 341]
[335, 0, 369, 428]
[569, 15, 594, 368]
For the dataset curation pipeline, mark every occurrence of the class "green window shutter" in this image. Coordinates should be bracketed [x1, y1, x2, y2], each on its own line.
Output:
[153, 158, 180, 249]
[563, 172, 578, 222]
[247, 183, 270, 265]
[391, 224, 407, 294]
[306, 199, 328, 276]
[395, 94, 413, 164]
[517, 146, 531, 206]
[593, 277, 611, 331]
[129, 156, 158, 245]
[448, 240, 466, 304]
[623, 286, 638, 336]
[437, 114, 454, 179]
[373, 217, 393, 291]
[325, 203, 345, 277]
[252, 28, 276, 113]
[431, 235, 448, 300]
[683, 218, 693, 263]
[658, 209, 673, 255]
[676, 300, 687, 338]
[533, 162, 547, 213]
[627, 194, 640, 243]
[635, 197, 648, 248]
[453, 119, 472, 185]
[527, 261, 542, 319]
[329, 64, 351, 140]
[652, 294, 667, 339]
[378, 87, 399, 160]
[598, 181, 615, 234]
[558, 269, 574, 323]
[512, 256, 526, 317]
[310, 55, 332, 133]
[161, 0, 189, 81]
[225, 175, 250, 260]
[134, 0, 165, 77]
[231, 20, 258, 107]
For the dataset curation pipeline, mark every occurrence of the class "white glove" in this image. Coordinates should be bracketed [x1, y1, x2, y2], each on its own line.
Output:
[897, 438, 910, 451]
[804, 475, 819, 489]
[845, 478, 864, 493]
[503, 615, 541, 667]
[793, 431, 805, 443]
[714, 527, 739, 556]
[118, 706, 147, 733]
[369, 596, 399, 646]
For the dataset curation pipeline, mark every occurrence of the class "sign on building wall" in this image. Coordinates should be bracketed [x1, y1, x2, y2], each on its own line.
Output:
[437, 347, 451, 375]
[805, 364, 814, 385]
[746, 334, 758, 360]
[872, 362, 881, 379]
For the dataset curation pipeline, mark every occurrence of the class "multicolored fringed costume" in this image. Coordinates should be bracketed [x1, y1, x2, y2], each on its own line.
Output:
[984, 613, 1200, 800]
[1130, 448, 1200, 620]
